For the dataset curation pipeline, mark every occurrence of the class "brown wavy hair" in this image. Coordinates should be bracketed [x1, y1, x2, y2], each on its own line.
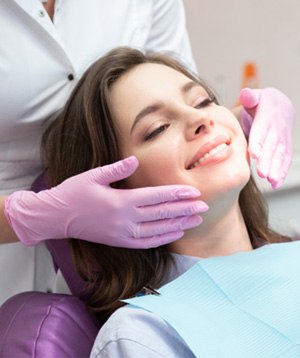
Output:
[42, 47, 291, 320]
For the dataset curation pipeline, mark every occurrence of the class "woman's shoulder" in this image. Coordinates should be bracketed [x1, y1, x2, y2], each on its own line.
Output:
[90, 304, 195, 357]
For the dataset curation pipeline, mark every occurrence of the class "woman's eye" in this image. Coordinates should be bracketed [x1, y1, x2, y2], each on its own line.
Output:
[195, 98, 213, 109]
[144, 124, 170, 141]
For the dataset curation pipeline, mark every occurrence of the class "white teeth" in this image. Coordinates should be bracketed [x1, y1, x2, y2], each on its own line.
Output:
[189, 143, 227, 169]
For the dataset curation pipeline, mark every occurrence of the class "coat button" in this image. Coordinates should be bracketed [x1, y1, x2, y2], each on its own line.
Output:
[68, 74, 74, 81]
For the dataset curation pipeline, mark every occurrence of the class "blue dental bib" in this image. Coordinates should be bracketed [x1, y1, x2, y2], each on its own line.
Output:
[125, 241, 300, 357]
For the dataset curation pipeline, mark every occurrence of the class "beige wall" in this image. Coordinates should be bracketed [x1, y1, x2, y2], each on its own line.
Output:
[184, 0, 300, 153]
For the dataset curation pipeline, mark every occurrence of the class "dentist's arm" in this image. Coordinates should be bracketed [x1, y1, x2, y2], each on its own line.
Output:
[234, 87, 295, 189]
[2, 156, 207, 248]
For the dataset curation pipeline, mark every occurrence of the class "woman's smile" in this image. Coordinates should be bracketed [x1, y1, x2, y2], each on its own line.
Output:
[187, 135, 231, 169]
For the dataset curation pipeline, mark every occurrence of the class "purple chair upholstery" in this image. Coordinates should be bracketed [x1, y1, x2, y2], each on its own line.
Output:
[0, 175, 101, 356]
[31, 173, 87, 297]
[0, 292, 100, 357]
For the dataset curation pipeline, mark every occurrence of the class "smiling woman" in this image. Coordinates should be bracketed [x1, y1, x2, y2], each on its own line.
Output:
[109, 61, 250, 207]
[42, 47, 292, 357]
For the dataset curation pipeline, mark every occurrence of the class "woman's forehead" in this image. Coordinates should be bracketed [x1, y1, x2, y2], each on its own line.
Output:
[111, 62, 204, 100]
[117, 63, 190, 87]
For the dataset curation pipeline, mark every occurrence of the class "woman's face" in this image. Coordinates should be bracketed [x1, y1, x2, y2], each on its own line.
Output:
[110, 63, 250, 204]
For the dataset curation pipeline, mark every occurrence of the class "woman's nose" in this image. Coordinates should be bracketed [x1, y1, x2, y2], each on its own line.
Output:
[185, 109, 214, 141]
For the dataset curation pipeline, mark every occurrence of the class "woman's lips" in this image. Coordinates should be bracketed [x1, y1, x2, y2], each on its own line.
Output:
[187, 135, 231, 170]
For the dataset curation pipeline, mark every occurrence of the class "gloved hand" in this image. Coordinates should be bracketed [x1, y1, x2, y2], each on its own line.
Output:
[5, 156, 208, 248]
[239, 87, 295, 189]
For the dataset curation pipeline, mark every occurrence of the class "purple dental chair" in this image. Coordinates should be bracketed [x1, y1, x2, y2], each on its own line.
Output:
[0, 175, 101, 357]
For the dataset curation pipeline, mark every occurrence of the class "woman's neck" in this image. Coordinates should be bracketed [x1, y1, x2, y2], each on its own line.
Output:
[167, 201, 252, 258]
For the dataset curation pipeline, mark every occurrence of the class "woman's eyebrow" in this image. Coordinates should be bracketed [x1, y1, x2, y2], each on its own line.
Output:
[181, 80, 204, 94]
[130, 81, 203, 134]
[131, 103, 163, 134]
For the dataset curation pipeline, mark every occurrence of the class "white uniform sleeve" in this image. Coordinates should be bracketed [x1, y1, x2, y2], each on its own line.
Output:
[93, 339, 166, 358]
[145, 0, 197, 72]
[90, 306, 195, 358]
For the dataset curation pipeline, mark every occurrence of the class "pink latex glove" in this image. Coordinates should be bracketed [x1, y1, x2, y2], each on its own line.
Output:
[240, 87, 295, 189]
[5, 156, 207, 248]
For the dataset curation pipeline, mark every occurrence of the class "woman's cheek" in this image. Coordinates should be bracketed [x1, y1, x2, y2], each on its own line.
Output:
[130, 154, 175, 187]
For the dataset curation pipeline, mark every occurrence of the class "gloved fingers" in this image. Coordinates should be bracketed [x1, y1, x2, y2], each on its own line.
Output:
[247, 110, 270, 160]
[136, 199, 208, 222]
[239, 88, 261, 109]
[240, 109, 253, 138]
[132, 185, 200, 207]
[89, 156, 139, 185]
[239, 88, 259, 138]
[125, 230, 185, 249]
[132, 215, 202, 239]
[267, 142, 286, 188]
[255, 127, 278, 179]
[247, 87, 295, 165]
